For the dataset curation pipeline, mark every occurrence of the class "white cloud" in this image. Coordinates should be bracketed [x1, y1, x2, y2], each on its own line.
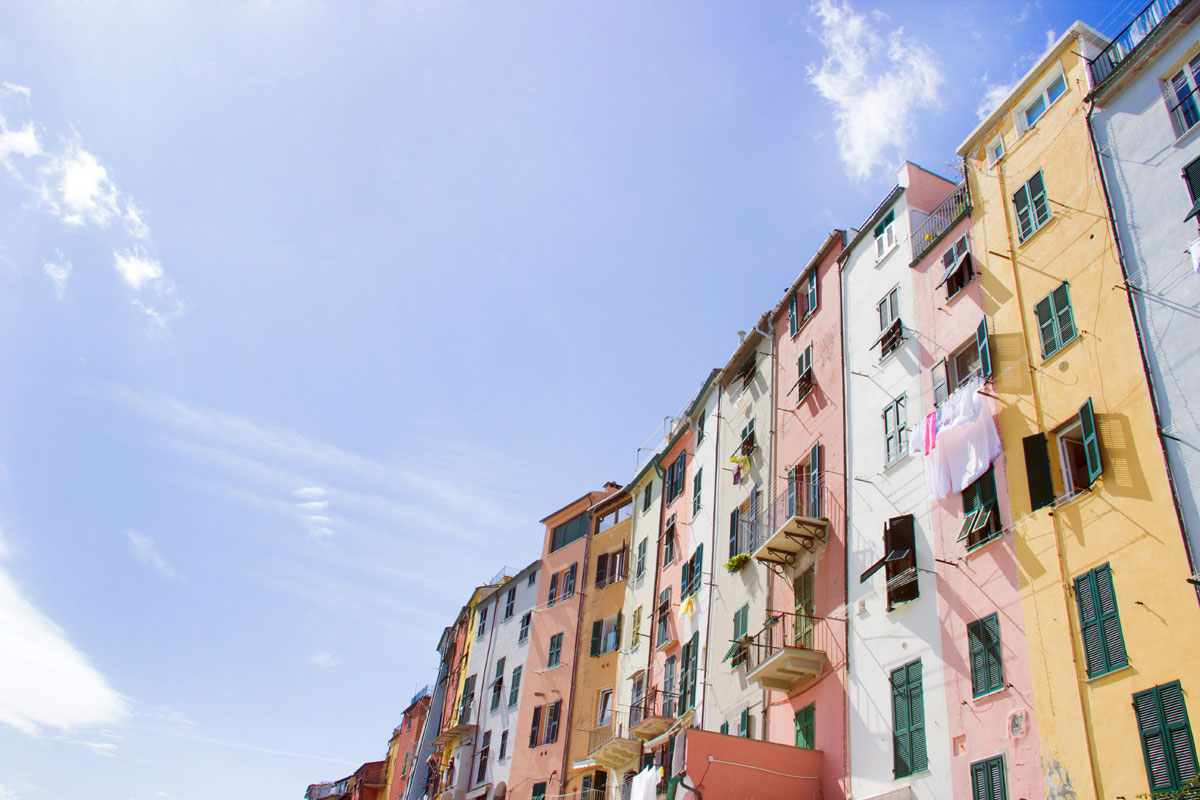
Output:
[124, 199, 150, 241]
[126, 530, 180, 581]
[42, 140, 121, 228]
[0, 784, 18, 800]
[0, 560, 128, 735]
[309, 650, 338, 669]
[976, 78, 1017, 121]
[2, 82, 31, 100]
[807, 0, 944, 182]
[1045, 28, 1057, 49]
[292, 486, 325, 499]
[42, 251, 71, 300]
[295, 500, 328, 512]
[0, 121, 39, 176]
[113, 249, 164, 291]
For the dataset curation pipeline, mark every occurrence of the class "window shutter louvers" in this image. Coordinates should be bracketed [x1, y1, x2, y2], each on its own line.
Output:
[892, 668, 911, 777]
[1136, 689, 1175, 792]
[1051, 282, 1076, 345]
[1034, 296, 1057, 357]
[789, 294, 798, 336]
[968, 622, 987, 697]
[1163, 682, 1199, 786]
[530, 705, 541, 747]
[932, 358, 949, 406]
[548, 573, 559, 604]
[977, 317, 993, 380]
[1079, 398, 1102, 486]
[983, 614, 1003, 693]
[1094, 564, 1127, 671]
[907, 660, 927, 773]
[809, 441, 821, 516]
[591, 621, 603, 657]
[1014, 183, 1033, 241]
[1029, 170, 1050, 227]
[1023, 433, 1055, 510]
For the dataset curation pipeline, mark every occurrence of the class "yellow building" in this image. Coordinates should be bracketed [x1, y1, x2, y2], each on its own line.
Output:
[958, 22, 1200, 800]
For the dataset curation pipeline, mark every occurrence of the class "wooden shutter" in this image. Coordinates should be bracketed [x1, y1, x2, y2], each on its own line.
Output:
[971, 759, 988, 800]
[1029, 170, 1050, 227]
[789, 294, 798, 336]
[907, 660, 927, 773]
[548, 572, 559, 604]
[1136, 688, 1176, 793]
[1013, 182, 1033, 240]
[892, 666, 912, 777]
[591, 620, 603, 657]
[932, 358, 949, 406]
[795, 704, 815, 749]
[1094, 564, 1127, 671]
[1074, 570, 1106, 678]
[595, 553, 609, 587]
[807, 270, 818, 314]
[808, 441, 821, 516]
[1079, 398, 1102, 486]
[976, 317, 993, 380]
[1034, 296, 1057, 357]
[983, 614, 1003, 694]
[1023, 433, 1055, 510]
[786, 469, 797, 519]
[728, 508, 740, 559]
[565, 564, 577, 596]
[1051, 282, 1076, 345]
[987, 757, 1006, 800]
[968, 620, 987, 697]
[529, 705, 541, 747]
[1163, 681, 1200, 787]
[693, 544, 703, 595]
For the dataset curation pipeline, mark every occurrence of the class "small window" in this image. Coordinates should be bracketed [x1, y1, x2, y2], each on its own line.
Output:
[936, 235, 974, 299]
[477, 607, 488, 639]
[970, 755, 1008, 800]
[504, 588, 516, 619]
[528, 570, 537, 587]
[476, 731, 490, 783]
[959, 466, 1001, 549]
[642, 483, 653, 513]
[547, 633, 563, 668]
[738, 708, 754, 738]
[740, 419, 757, 456]
[630, 606, 642, 650]
[665, 452, 686, 502]
[794, 704, 815, 749]
[509, 666, 522, 706]
[738, 353, 757, 389]
[802, 269, 818, 318]
[788, 293, 799, 337]
[787, 441, 821, 518]
[1056, 398, 1103, 498]
[1183, 155, 1200, 223]
[1022, 70, 1067, 129]
[550, 512, 589, 552]
[882, 395, 907, 468]
[728, 604, 750, 668]
[635, 539, 647, 578]
[532, 782, 547, 800]
[596, 689, 614, 726]
[518, 612, 531, 643]
[1133, 681, 1198, 793]
[874, 210, 897, 261]
[1013, 171, 1051, 242]
[720, 722, 730, 735]
[796, 344, 814, 402]
[692, 469, 703, 516]
[662, 524, 676, 565]
[874, 287, 903, 358]
[696, 415, 705, 444]
[490, 657, 506, 710]
[656, 588, 672, 648]
[859, 514, 919, 610]
[590, 612, 622, 656]
[680, 544, 703, 598]
[1033, 281, 1077, 358]
[967, 614, 1003, 697]
[1073, 563, 1127, 678]
[498, 730, 509, 760]
[986, 136, 1005, 167]
[1167, 54, 1200, 136]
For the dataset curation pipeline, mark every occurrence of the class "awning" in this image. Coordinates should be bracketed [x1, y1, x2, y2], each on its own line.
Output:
[465, 784, 491, 800]
[1186, 195, 1200, 222]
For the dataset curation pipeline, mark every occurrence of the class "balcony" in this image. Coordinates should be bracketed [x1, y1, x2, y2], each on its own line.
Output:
[911, 181, 969, 263]
[585, 711, 642, 771]
[1090, 0, 1181, 86]
[744, 611, 835, 693]
[628, 687, 679, 740]
[432, 706, 476, 746]
[751, 480, 839, 571]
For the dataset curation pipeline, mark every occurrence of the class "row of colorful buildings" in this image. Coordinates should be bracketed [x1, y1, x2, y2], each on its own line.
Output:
[306, 3, 1200, 799]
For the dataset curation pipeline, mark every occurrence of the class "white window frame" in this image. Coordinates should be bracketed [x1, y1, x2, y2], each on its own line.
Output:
[883, 394, 908, 468]
[985, 135, 1005, 167]
[874, 212, 898, 262]
[1014, 64, 1068, 137]
[1056, 417, 1089, 500]
[1162, 49, 1200, 138]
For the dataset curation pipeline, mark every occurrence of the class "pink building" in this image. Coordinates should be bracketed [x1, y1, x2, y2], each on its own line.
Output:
[756, 230, 848, 800]
[909, 184, 1044, 800]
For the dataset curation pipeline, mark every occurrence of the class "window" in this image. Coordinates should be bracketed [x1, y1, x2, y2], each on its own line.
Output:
[595, 546, 627, 588]
[789, 293, 799, 337]
[727, 506, 745, 560]
[795, 704, 815, 749]
[498, 730, 508, 760]
[796, 344, 814, 401]
[789, 272, 819, 334]
[1034, 281, 1076, 358]
[477, 607, 488, 639]
[1074, 563, 1128, 678]
[1134, 681, 1198, 793]
[631, 606, 642, 650]
[891, 659, 927, 778]
[971, 755, 1008, 800]
[597, 689, 614, 726]
[874, 287, 903, 357]
[740, 419, 757, 456]
[1022, 71, 1066, 129]
[643, 483, 653, 512]
[882, 395, 907, 467]
[630, 673, 646, 723]
[636, 539, 647, 578]
[543, 700, 562, 744]
[794, 566, 815, 648]
[738, 708, 752, 738]
[662, 524, 676, 565]
[1013, 171, 1051, 242]
[656, 588, 672, 648]
[959, 466, 1001, 549]
[859, 514, 919, 610]
[937, 235, 974, 299]
[596, 502, 633, 533]
[590, 613, 622, 656]
[550, 512, 589, 552]
[692, 469, 703, 516]
[696, 414, 705, 444]
[1025, 399, 1102, 507]
[508, 666, 522, 706]
[459, 675, 476, 724]
[663, 656, 677, 716]
[720, 722, 730, 735]
[476, 730, 490, 782]
[561, 564, 577, 600]
[504, 588, 516, 620]
[728, 604, 750, 668]
[532, 783, 547, 800]
[967, 614, 1003, 697]
[547, 633, 563, 668]
[518, 612, 531, 643]
[932, 318, 993, 403]
[490, 657, 506, 710]
[528, 570, 537, 587]
[680, 632, 699, 711]
[680, 544, 704, 598]
[787, 441, 822, 519]
[665, 452, 686, 502]
[874, 210, 897, 260]
[1184, 156, 1200, 223]
[986, 136, 1005, 167]
[1169, 55, 1200, 135]
[738, 353, 757, 389]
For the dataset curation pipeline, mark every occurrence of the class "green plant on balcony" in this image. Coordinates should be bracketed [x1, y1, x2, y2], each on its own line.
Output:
[725, 553, 751, 573]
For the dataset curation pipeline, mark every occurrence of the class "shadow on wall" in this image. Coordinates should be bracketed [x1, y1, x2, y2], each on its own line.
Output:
[990, 332, 1034, 397]
[1094, 412, 1151, 502]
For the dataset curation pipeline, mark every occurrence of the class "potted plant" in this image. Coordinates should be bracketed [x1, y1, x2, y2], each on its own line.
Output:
[725, 553, 751, 573]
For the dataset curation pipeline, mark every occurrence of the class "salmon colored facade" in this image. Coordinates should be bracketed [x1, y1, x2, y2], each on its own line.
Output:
[761, 230, 848, 799]
[384, 692, 432, 800]
[507, 487, 618, 800]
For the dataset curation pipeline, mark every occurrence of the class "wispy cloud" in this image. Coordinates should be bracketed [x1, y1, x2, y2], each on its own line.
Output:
[42, 250, 71, 300]
[292, 487, 325, 499]
[0, 547, 128, 735]
[976, 77, 1016, 121]
[0, 83, 181, 329]
[309, 650, 338, 669]
[807, 0, 944, 182]
[126, 530, 181, 582]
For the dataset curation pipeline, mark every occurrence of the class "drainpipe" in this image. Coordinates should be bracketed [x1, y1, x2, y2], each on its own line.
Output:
[836, 240, 853, 797]
[987, 94, 1104, 798]
[562, 501, 595, 797]
[765, 322, 778, 743]
[700, 384, 721, 732]
[1085, 93, 1200, 605]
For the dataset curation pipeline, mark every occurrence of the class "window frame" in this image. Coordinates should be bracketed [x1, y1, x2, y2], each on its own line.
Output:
[796, 344, 815, 402]
[970, 754, 1008, 800]
[1165, 53, 1200, 137]
[508, 665, 522, 707]
[882, 394, 908, 468]
[1013, 170, 1052, 243]
[1073, 563, 1128, 679]
[547, 632, 563, 668]
[1033, 280, 1077, 359]
[1015, 65, 1067, 135]
[692, 468, 703, 516]
[518, 612, 531, 643]
[967, 614, 1004, 698]
[874, 210, 897, 261]
[891, 658, 927, 779]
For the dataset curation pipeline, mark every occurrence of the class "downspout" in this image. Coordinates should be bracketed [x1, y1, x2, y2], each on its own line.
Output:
[561, 504, 595, 797]
[1086, 92, 1200, 604]
[988, 101, 1104, 798]
[836, 241, 853, 796]
[765, 323, 778, 743]
[700, 385, 721, 731]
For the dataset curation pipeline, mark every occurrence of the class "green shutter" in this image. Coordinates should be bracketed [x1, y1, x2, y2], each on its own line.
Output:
[808, 441, 821, 515]
[1034, 296, 1058, 357]
[693, 544, 703, 595]
[968, 620, 988, 697]
[907, 660, 927, 773]
[976, 317, 993, 380]
[1094, 564, 1127, 671]
[590, 620, 602, 657]
[932, 358, 948, 405]
[1163, 682, 1200, 788]
[795, 704, 815, 749]
[983, 614, 1003, 694]
[789, 294, 798, 336]
[971, 756, 1008, 800]
[1051, 282, 1076, 346]
[806, 270, 818, 314]
[739, 708, 749, 737]
[720, 722, 729, 735]
[1013, 183, 1033, 241]
[1023, 433, 1055, 510]
[1029, 170, 1050, 228]
[787, 469, 797, 517]
[1134, 682, 1197, 793]
[1079, 398, 1102, 486]
[1074, 565, 1127, 677]
[892, 667, 912, 777]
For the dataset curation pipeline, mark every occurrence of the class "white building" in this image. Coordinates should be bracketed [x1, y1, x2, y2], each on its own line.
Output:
[464, 561, 541, 800]
[841, 163, 957, 800]
[1089, 0, 1200, 576]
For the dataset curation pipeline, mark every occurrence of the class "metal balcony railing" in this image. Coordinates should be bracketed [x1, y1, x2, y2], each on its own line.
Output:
[742, 610, 842, 675]
[586, 710, 630, 756]
[911, 181, 969, 263]
[1091, 0, 1181, 85]
[630, 687, 680, 727]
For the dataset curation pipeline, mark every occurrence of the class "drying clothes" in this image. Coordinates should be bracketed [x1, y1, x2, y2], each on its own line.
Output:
[1190, 237, 1200, 274]
[629, 766, 659, 800]
[929, 376, 1002, 498]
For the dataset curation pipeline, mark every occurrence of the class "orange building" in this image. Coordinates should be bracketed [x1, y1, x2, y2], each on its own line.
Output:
[383, 690, 431, 800]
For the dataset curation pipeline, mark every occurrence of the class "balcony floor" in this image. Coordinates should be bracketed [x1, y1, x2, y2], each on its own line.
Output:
[588, 734, 641, 771]
[752, 514, 828, 568]
[746, 645, 826, 693]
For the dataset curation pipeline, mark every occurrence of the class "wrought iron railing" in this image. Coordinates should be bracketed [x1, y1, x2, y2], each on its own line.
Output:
[586, 710, 630, 756]
[743, 610, 843, 674]
[911, 181, 969, 263]
[757, 479, 843, 551]
[630, 687, 679, 726]
[1091, 0, 1181, 85]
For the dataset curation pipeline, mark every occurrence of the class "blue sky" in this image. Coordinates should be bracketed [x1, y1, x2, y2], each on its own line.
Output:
[0, 1, 1125, 797]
